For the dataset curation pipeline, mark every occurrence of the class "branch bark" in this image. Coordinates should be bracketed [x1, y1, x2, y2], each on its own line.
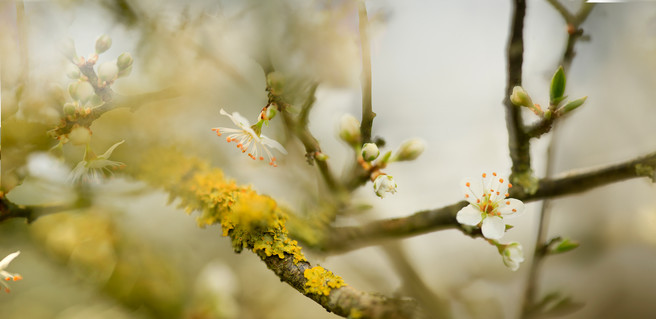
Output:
[315, 151, 656, 253]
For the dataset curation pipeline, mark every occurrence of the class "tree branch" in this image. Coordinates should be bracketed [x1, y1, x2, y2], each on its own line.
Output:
[314, 151, 656, 253]
[358, 0, 375, 144]
[259, 252, 422, 319]
[504, 0, 532, 183]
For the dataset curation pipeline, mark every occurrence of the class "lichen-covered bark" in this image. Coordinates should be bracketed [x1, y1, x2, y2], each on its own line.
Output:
[135, 148, 423, 319]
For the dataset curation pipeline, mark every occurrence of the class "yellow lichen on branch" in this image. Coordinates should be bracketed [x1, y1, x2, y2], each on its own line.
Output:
[303, 266, 346, 296]
[136, 148, 306, 264]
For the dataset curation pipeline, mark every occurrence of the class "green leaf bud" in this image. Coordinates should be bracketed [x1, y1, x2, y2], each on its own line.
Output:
[550, 66, 566, 104]
[560, 96, 587, 114]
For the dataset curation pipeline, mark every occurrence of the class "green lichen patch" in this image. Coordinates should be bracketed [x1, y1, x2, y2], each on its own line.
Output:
[137, 148, 307, 264]
[303, 266, 346, 296]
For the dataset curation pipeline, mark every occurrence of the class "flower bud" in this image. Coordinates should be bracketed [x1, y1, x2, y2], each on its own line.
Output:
[118, 65, 132, 78]
[500, 242, 524, 271]
[339, 114, 361, 145]
[117, 52, 133, 70]
[95, 34, 112, 54]
[393, 138, 425, 161]
[373, 174, 397, 198]
[72, 81, 95, 103]
[66, 64, 80, 79]
[361, 143, 380, 162]
[510, 86, 533, 108]
[69, 126, 92, 146]
[98, 61, 119, 83]
[63, 102, 76, 115]
[59, 37, 78, 61]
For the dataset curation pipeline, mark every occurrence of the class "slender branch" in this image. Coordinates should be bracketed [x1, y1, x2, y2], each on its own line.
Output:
[504, 0, 532, 182]
[358, 0, 375, 143]
[314, 151, 656, 253]
[381, 243, 451, 318]
[545, 0, 575, 23]
[276, 86, 341, 192]
[521, 122, 558, 317]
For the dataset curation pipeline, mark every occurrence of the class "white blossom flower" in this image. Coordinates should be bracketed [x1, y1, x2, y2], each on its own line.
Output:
[0, 251, 23, 293]
[211, 109, 287, 167]
[456, 172, 525, 239]
[373, 174, 397, 198]
[500, 242, 524, 271]
[69, 140, 126, 184]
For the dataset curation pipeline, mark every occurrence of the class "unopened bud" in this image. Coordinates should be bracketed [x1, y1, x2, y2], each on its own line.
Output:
[510, 86, 533, 108]
[63, 102, 76, 115]
[59, 37, 78, 61]
[66, 64, 80, 79]
[98, 61, 119, 83]
[69, 126, 91, 146]
[95, 34, 112, 54]
[117, 52, 133, 70]
[361, 143, 380, 162]
[339, 114, 361, 145]
[373, 174, 397, 198]
[118, 65, 132, 78]
[393, 138, 425, 161]
[71, 81, 95, 103]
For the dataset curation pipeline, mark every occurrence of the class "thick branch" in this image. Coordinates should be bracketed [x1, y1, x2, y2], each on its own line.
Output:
[259, 252, 421, 319]
[504, 0, 532, 180]
[315, 151, 656, 253]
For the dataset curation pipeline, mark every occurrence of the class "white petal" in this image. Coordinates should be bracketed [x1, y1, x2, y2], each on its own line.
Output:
[498, 198, 525, 218]
[489, 176, 509, 201]
[456, 205, 483, 226]
[261, 135, 288, 154]
[99, 140, 125, 159]
[481, 216, 505, 239]
[0, 251, 20, 270]
[461, 178, 483, 205]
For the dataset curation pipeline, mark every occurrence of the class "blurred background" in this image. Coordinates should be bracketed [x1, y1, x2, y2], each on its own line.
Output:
[1, 0, 656, 318]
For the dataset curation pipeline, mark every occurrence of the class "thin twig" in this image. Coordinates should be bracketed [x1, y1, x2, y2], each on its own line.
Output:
[358, 0, 375, 143]
[522, 4, 596, 316]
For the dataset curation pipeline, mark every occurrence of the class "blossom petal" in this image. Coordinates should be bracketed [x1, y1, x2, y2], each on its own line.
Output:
[481, 216, 505, 239]
[99, 140, 125, 159]
[456, 205, 483, 226]
[498, 198, 525, 218]
[461, 178, 484, 205]
[0, 251, 20, 270]
[261, 135, 287, 154]
[220, 108, 251, 129]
